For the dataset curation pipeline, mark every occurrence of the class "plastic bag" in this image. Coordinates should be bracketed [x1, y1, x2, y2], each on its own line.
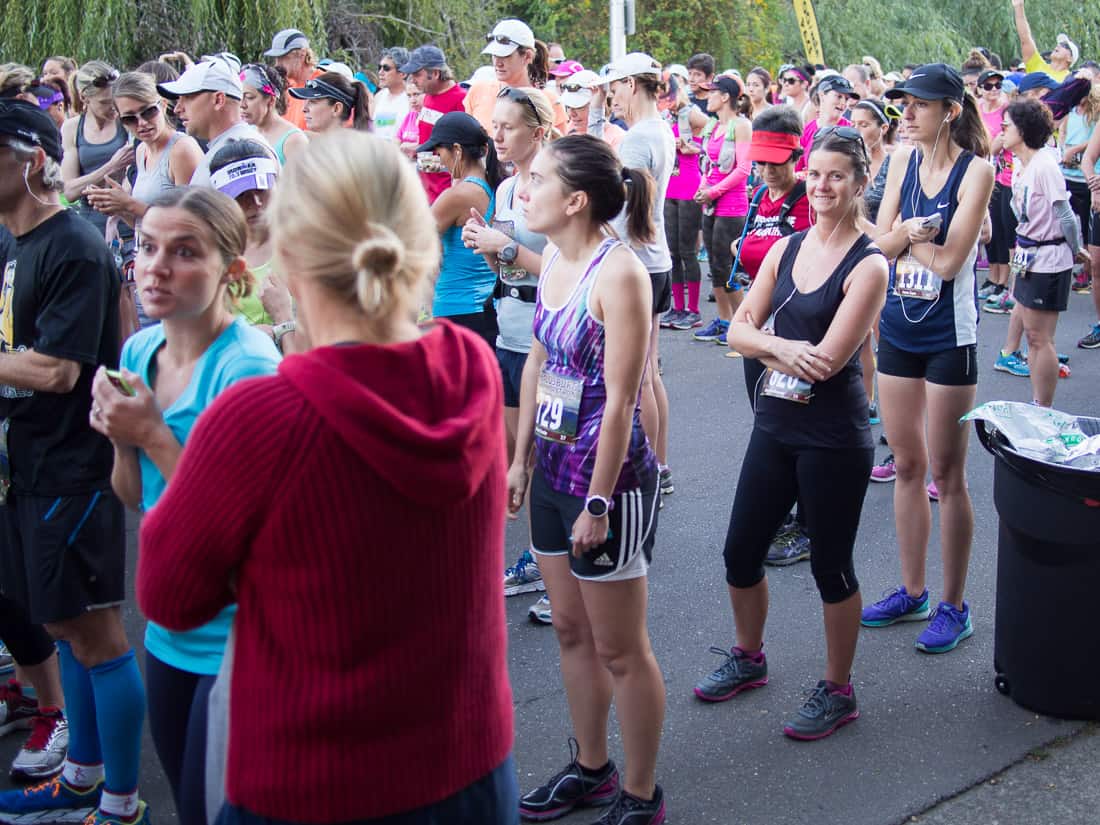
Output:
[962, 401, 1100, 470]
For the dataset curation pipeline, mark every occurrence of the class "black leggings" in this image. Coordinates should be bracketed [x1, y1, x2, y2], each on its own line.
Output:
[0, 594, 55, 667]
[723, 428, 873, 603]
[146, 652, 215, 825]
[702, 214, 745, 289]
[664, 198, 703, 284]
[987, 182, 1018, 265]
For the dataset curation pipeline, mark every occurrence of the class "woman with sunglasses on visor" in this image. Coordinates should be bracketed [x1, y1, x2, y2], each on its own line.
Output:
[239, 63, 307, 165]
[694, 127, 887, 741]
[424, 112, 502, 346]
[60, 61, 133, 239]
[861, 64, 994, 655]
[289, 71, 372, 133]
[560, 71, 626, 151]
[465, 18, 568, 135]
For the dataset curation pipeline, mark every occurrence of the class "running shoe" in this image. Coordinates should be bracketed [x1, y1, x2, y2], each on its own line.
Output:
[0, 645, 12, 677]
[84, 801, 149, 825]
[783, 681, 859, 741]
[1059, 362, 1072, 378]
[870, 453, 896, 483]
[0, 776, 102, 816]
[927, 480, 939, 502]
[519, 739, 619, 821]
[706, 292, 716, 302]
[1079, 323, 1100, 349]
[658, 467, 674, 495]
[993, 350, 1030, 377]
[658, 309, 682, 329]
[1071, 270, 1091, 293]
[915, 601, 973, 653]
[693, 646, 768, 702]
[504, 550, 545, 597]
[1057, 352, 1070, 364]
[593, 786, 666, 825]
[765, 531, 810, 566]
[715, 328, 728, 346]
[692, 318, 728, 342]
[860, 586, 931, 627]
[766, 513, 798, 550]
[879, 433, 889, 446]
[670, 311, 703, 330]
[10, 710, 67, 782]
[868, 402, 880, 425]
[977, 280, 998, 300]
[0, 681, 38, 738]
[983, 291, 1015, 314]
[528, 595, 552, 625]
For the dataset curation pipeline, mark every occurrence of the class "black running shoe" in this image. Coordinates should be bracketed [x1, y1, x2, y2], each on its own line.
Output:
[519, 739, 619, 821]
[593, 785, 666, 824]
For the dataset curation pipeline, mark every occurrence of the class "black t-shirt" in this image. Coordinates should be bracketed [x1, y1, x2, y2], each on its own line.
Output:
[0, 210, 120, 495]
[0, 226, 13, 270]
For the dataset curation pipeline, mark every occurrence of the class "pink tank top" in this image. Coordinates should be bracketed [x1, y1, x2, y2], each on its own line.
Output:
[666, 123, 702, 201]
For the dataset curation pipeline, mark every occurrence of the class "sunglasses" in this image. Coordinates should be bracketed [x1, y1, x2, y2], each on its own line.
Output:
[379, 63, 395, 72]
[780, 76, 801, 86]
[550, 58, 565, 66]
[498, 86, 543, 126]
[90, 70, 120, 89]
[486, 34, 524, 48]
[560, 82, 589, 94]
[982, 82, 1003, 91]
[813, 125, 870, 161]
[118, 103, 160, 128]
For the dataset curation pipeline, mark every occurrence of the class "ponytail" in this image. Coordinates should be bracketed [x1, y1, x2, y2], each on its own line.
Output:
[621, 167, 656, 245]
[350, 79, 373, 131]
[951, 94, 990, 158]
[527, 41, 551, 89]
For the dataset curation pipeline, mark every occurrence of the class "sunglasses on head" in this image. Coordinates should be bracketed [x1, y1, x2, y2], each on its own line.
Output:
[498, 86, 543, 126]
[118, 103, 160, 128]
[486, 34, 523, 48]
[814, 125, 870, 160]
[982, 81, 1002, 91]
[91, 70, 120, 89]
[560, 82, 589, 94]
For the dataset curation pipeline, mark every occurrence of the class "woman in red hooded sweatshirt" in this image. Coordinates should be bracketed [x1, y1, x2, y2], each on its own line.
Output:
[136, 131, 516, 825]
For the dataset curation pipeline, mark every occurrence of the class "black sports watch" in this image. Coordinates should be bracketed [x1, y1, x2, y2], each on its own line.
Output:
[498, 241, 519, 265]
[584, 494, 610, 518]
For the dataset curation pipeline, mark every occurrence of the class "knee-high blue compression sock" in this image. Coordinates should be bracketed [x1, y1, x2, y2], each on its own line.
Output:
[56, 640, 103, 775]
[88, 649, 145, 806]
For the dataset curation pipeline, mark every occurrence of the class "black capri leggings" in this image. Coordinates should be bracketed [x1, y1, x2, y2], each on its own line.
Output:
[664, 198, 703, 285]
[0, 594, 55, 667]
[146, 652, 215, 825]
[702, 214, 746, 289]
[723, 427, 873, 603]
[987, 182, 1018, 265]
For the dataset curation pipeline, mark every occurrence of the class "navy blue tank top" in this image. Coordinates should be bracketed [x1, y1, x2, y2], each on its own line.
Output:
[754, 231, 882, 450]
[879, 148, 979, 354]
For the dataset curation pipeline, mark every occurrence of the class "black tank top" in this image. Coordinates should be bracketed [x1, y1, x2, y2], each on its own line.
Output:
[754, 231, 883, 450]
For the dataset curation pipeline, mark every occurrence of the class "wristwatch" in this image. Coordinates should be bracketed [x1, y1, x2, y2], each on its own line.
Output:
[584, 494, 610, 518]
[272, 320, 297, 351]
[498, 241, 519, 265]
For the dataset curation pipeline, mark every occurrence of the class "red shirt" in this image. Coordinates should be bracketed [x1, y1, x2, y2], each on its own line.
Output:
[138, 322, 512, 822]
[419, 84, 468, 203]
[737, 185, 813, 278]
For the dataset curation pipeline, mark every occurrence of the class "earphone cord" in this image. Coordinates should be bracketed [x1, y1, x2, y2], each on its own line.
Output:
[23, 167, 52, 207]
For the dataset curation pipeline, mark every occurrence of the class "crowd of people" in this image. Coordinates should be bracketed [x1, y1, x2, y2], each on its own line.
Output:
[0, 0, 1096, 822]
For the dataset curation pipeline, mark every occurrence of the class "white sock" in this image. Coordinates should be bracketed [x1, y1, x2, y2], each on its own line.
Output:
[62, 759, 104, 789]
[99, 789, 140, 819]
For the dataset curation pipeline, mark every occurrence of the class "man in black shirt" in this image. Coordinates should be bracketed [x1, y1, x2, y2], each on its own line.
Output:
[687, 53, 716, 113]
[0, 101, 147, 823]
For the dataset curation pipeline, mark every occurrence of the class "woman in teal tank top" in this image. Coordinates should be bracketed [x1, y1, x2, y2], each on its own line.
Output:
[239, 63, 308, 165]
[422, 111, 504, 346]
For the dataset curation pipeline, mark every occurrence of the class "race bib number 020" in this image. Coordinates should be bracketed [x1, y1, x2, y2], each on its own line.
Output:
[760, 368, 813, 404]
[535, 367, 584, 444]
[894, 255, 942, 301]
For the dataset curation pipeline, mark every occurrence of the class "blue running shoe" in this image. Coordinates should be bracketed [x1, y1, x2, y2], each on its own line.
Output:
[916, 601, 973, 653]
[692, 318, 728, 342]
[0, 776, 102, 817]
[714, 327, 729, 346]
[860, 586, 930, 627]
[504, 550, 545, 597]
[868, 402, 880, 425]
[993, 350, 1030, 377]
[86, 801, 150, 825]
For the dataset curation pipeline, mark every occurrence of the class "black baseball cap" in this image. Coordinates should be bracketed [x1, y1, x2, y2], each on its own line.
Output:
[0, 99, 63, 162]
[885, 63, 964, 102]
[700, 75, 743, 98]
[416, 111, 487, 153]
[817, 74, 860, 100]
[400, 46, 447, 74]
[977, 69, 1005, 86]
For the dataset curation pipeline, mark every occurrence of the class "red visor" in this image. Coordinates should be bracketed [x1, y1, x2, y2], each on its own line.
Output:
[749, 130, 801, 164]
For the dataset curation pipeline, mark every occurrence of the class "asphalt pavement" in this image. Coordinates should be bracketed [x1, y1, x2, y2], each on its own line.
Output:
[0, 279, 1096, 824]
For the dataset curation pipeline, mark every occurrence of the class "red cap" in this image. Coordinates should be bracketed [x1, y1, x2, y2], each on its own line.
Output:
[748, 130, 801, 164]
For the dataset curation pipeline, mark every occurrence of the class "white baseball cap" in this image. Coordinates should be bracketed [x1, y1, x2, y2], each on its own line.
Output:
[158, 56, 243, 99]
[601, 52, 662, 84]
[265, 29, 310, 57]
[559, 69, 602, 109]
[1057, 33, 1080, 66]
[666, 64, 689, 81]
[482, 19, 535, 58]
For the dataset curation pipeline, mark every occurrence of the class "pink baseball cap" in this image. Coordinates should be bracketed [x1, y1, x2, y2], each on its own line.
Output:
[550, 59, 584, 79]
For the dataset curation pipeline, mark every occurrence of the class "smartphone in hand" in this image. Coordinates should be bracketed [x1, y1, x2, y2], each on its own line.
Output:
[105, 369, 135, 396]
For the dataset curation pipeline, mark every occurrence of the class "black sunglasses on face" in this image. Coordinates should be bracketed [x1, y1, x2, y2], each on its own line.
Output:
[118, 103, 160, 128]
[982, 82, 1002, 91]
[561, 82, 587, 93]
[497, 86, 543, 126]
[781, 76, 800, 85]
[379, 63, 395, 71]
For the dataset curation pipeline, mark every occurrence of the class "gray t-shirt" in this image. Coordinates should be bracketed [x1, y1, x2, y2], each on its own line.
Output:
[494, 175, 547, 354]
[189, 122, 275, 187]
[611, 116, 675, 274]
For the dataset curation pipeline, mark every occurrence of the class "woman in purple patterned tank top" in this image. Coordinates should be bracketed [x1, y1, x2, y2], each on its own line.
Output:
[507, 135, 668, 825]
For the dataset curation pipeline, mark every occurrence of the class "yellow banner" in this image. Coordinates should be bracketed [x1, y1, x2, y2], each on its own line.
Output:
[792, 0, 824, 66]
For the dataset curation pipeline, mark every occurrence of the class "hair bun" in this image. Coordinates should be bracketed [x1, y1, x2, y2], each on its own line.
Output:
[352, 225, 404, 281]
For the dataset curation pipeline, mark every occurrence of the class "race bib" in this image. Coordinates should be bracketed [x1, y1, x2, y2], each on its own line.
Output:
[894, 255, 942, 301]
[1009, 245, 1036, 280]
[535, 367, 584, 444]
[761, 369, 813, 404]
[499, 264, 528, 283]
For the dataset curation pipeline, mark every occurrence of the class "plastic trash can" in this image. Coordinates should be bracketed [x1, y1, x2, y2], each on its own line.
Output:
[977, 417, 1100, 720]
